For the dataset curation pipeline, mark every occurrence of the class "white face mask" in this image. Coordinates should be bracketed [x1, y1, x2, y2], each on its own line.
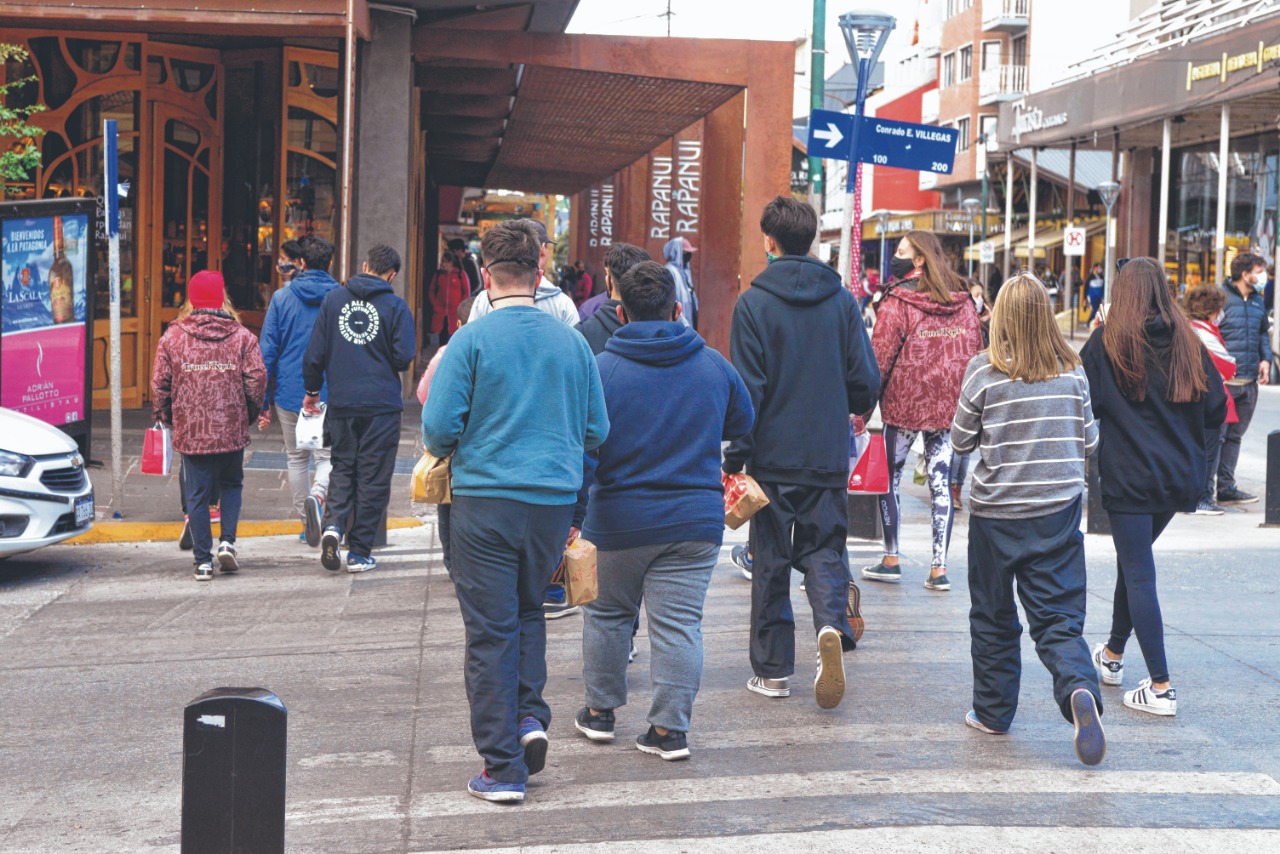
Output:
[972, 296, 984, 313]
[1215, 309, 1226, 325]
[1256, 270, 1269, 288]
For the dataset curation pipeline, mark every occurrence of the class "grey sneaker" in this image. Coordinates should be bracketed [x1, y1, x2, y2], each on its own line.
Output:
[923, 572, 951, 591]
[862, 561, 901, 583]
[747, 676, 790, 698]
[1217, 487, 1258, 505]
[635, 726, 690, 761]
[731, 545, 752, 580]
[193, 562, 214, 582]
[574, 707, 616, 742]
[1192, 501, 1225, 516]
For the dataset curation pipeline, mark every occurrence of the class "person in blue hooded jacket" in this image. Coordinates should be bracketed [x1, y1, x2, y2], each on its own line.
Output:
[570, 260, 753, 761]
[258, 235, 340, 546]
[662, 236, 697, 329]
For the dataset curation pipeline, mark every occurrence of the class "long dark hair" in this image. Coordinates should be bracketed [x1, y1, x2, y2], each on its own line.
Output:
[1101, 257, 1207, 403]
[902, 230, 961, 304]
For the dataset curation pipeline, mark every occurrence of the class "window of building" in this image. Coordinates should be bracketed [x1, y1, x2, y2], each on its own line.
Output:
[958, 44, 973, 81]
[945, 0, 974, 17]
[979, 115, 998, 148]
[981, 40, 1002, 71]
[942, 52, 955, 87]
[956, 116, 971, 152]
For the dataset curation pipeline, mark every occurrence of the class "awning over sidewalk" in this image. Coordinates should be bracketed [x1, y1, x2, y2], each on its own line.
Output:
[0, 0, 369, 37]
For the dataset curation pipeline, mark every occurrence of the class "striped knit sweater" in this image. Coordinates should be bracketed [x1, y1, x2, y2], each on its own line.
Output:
[951, 353, 1099, 520]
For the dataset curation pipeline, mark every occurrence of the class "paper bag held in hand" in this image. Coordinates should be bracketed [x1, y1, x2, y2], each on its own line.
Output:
[723, 473, 769, 530]
[410, 452, 451, 504]
[563, 538, 598, 606]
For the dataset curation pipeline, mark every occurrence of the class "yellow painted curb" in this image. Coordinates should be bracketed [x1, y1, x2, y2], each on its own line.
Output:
[60, 517, 424, 546]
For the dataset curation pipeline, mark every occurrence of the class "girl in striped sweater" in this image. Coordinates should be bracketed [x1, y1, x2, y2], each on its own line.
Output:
[951, 273, 1106, 767]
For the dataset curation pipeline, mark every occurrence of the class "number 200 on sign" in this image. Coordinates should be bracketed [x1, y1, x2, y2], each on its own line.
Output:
[931, 162, 948, 172]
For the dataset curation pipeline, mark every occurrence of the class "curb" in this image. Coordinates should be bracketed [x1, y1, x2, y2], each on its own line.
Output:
[60, 517, 424, 546]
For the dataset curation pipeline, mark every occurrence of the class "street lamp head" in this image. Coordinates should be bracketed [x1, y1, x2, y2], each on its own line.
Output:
[1097, 180, 1121, 211]
[961, 197, 981, 215]
[838, 11, 897, 71]
[872, 208, 891, 224]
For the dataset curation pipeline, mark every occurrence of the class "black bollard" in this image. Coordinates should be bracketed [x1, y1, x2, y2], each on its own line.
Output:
[1085, 456, 1110, 535]
[182, 688, 287, 854]
[847, 493, 883, 541]
[1266, 430, 1280, 528]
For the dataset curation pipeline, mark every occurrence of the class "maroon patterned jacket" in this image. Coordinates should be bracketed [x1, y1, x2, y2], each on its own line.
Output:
[151, 310, 267, 455]
[872, 282, 983, 432]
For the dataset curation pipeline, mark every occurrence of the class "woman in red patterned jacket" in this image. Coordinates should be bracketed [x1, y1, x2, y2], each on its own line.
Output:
[152, 270, 266, 581]
[430, 251, 470, 344]
[861, 230, 983, 592]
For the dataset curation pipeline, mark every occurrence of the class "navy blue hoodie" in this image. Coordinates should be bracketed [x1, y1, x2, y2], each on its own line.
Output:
[723, 256, 880, 488]
[303, 273, 416, 417]
[576, 320, 754, 550]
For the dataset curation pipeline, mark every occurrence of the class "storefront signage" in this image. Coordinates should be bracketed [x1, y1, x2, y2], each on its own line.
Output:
[673, 138, 702, 236]
[0, 198, 96, 447]
[588, 182, 613, 248]
[1011, 101, 1068, 144]
[1187, 40, 1280, 89]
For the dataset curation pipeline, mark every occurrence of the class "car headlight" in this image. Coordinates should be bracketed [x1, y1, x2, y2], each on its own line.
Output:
[0, 450, 33, 478]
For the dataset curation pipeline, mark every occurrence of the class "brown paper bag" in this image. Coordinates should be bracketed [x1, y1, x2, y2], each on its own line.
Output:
[410, 452, 451, 504]
[563, 538, 598, 606]
[724, 473, 769, 530]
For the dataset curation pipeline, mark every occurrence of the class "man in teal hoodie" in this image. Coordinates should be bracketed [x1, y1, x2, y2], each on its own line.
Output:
[422, 220, 609, 804]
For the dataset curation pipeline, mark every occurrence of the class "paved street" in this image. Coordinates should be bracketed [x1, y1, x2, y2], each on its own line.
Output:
[0, 389, 1277, 852]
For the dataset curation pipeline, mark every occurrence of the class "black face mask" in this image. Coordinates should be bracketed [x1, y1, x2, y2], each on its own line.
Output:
[890, 257, 916, 280]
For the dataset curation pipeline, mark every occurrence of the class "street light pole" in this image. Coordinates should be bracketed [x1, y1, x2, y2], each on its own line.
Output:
[1098, 180, 1121, 303]
[872, 208, 890, 283]
[808, 0, 826, 241]
[962, 197, 980, 279]
[836, 12, 895, 293]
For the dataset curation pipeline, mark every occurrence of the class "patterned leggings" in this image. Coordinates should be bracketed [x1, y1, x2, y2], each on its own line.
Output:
[878, 424, 955, 569]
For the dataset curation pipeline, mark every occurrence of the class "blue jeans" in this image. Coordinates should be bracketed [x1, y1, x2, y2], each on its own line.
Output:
[183, 450, 243, 565]
[450, 495, 574, 784]
[1106, 511, 1175, 684]
[582, 540, 718, 733]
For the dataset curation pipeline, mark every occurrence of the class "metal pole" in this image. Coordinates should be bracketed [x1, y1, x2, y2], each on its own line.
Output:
[1104, 207, 1115, 304]
[967, 216, 975, 277]
[1215, 104, 1230, 284]
[879, 228, 886, 283]
[980, 165, 989, 284]
[1003, 156, 1014, 278]
[1067, 142, 1076, 314]
[837, 56, 872, 291]
[339, 0, 356, 278]
[104, 120, 123, 515]
[1028, 148, 1038, 273]
[808, 0, 826, 205]
[1158, 117, 1171, 266]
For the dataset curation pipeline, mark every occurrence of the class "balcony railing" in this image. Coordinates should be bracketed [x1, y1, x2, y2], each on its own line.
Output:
[983, 0, 1030, 32]
[978, 63, 1028, 104]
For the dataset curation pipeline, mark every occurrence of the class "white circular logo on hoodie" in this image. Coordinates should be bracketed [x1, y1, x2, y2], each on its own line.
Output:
[338, 300, 380, 345]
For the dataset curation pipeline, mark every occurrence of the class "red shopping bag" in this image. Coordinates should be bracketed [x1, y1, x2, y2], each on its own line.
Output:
[141, 422, 172, 476]
[847, 433, 889, 494]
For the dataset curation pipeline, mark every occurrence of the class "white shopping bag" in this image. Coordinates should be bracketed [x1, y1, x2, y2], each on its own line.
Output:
[296, 404, 326, 450]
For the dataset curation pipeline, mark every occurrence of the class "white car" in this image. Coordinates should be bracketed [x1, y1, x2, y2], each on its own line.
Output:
[0, 407, 94, 558]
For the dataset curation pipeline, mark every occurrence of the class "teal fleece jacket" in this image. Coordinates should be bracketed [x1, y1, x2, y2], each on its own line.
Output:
[421, 305, 609, 504]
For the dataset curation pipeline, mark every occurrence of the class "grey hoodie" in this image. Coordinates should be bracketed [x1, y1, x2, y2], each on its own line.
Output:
[467, 276, 580, 326]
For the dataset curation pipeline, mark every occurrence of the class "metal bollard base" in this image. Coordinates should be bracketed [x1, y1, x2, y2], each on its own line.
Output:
[1264, 430, 1280, 528]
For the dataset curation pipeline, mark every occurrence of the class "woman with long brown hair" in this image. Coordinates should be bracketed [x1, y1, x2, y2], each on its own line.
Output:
[1081, 257, 1226, 716]
[863, 229, 983, 592]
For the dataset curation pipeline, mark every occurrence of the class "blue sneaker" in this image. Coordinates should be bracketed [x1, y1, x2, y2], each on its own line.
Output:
[731, 545, 752, 580]
[320, 526, 342, 572]
[298, 531, 307, 544]
[346, 554, 377, 573]
[518, 716, 548, 775]
[543, 583, 579, 619]
[467, 770, 524, 803]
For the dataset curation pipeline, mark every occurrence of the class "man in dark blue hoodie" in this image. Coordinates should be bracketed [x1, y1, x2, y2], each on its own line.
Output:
[571, 260, 753, 760]
[723, 195, 880, 711]
[303, 243, 416, 573]
[258, 234, 340, 546]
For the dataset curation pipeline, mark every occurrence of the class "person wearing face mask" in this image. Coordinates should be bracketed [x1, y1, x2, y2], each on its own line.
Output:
[1215, 253, 1273, 505]
[862, 230, 983, 592]
[1182, 284, 1239, 516]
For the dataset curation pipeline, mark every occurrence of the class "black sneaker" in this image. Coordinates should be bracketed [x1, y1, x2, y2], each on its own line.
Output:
[574, 707, 616, 742]
[1217, 487, 1258, 505]
[635, 725, 689, 761]
[178, 515, 193, 551]
[304, 494, 324, 547]
[320, 526, 343, 572]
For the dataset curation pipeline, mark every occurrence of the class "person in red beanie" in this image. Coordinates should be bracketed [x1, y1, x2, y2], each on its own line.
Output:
[152, 270, 267, 581]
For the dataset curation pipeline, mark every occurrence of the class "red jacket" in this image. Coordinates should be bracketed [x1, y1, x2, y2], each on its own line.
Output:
[431, 268, 469, 335]
[871, 283, 983, 431]
[151, 311, 267, 455]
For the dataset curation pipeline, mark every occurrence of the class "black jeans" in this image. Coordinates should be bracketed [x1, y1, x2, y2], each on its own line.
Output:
[437, 503, 452, 577]
[450, 495, 574, 784]
[749, 481, 853, 680]
[1217, 382, 1258, 494]
[967, 497, 1100, 732]
[1107, 511, 1175, 684]
[323, 412, 401, 558]
[183, 450, 244, 565]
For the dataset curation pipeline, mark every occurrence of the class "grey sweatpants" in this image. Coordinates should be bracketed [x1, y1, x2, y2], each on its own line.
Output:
[581, 540, 719, 733]
[276, 406, 332, 519]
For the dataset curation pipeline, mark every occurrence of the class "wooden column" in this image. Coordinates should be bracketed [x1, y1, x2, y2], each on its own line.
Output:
[700, 91, 746, 356]
[740, 41, 795, 301]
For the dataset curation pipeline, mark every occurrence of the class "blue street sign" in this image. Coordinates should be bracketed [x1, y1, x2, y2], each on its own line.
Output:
[855, 115, 958, 175]
[104, 119, 119, 237]
[806, 110, 958, 175]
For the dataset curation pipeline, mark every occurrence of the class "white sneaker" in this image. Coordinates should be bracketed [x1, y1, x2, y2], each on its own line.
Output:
[1123, 677, 1177, 716]
[216, 541, 239, 573]
[1092, 642, 1123, 686]
[814, 626, 845, 710]
[747, 676, 790, 698]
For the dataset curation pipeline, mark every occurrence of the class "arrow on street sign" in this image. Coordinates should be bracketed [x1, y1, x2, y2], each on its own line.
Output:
[806, 109, 856, 156]
[813, 122, 844, 149]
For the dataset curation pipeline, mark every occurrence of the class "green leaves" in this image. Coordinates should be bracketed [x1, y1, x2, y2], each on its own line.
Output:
[0, 44, 46, 189]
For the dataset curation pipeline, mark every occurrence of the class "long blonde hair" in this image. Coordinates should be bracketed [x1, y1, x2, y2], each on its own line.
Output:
[177, 295, 241, 323]
[987, 273, 1079, 382]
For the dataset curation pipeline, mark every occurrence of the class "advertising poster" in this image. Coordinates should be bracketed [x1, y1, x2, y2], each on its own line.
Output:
[1, 213, 90, 426]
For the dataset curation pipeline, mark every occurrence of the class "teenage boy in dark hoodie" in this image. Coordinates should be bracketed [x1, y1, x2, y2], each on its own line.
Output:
[572, 261, 754, 760]
[575, 242, 650, 355]
[723, 195, 880, 710]
[303, 244, 416, 573]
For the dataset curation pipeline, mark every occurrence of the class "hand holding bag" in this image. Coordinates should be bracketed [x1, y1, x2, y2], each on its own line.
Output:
[410, 451, 452, 504]
[848, 433, 889, 494]
[562, 537, 598, 606]
[723, 473, 769, 530]
[296, 404, 326, 451]
[141, 422, 172, 476]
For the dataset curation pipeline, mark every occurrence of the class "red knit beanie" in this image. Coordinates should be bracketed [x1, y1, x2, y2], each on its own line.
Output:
[189, 270, 225, 310]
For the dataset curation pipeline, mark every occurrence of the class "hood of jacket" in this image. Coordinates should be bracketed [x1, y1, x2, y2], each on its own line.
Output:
[663, 237, 685, 265]
[536, 281, 567, 302]
[289, 269, 340, 306]
[346, 272, 394, 299]
[885, 282, 973, 317]
[749, 255, 842, 306]
[604, 320, 703, 366]
[178, 309, 239, 341]
[586, 299, 624, 331]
